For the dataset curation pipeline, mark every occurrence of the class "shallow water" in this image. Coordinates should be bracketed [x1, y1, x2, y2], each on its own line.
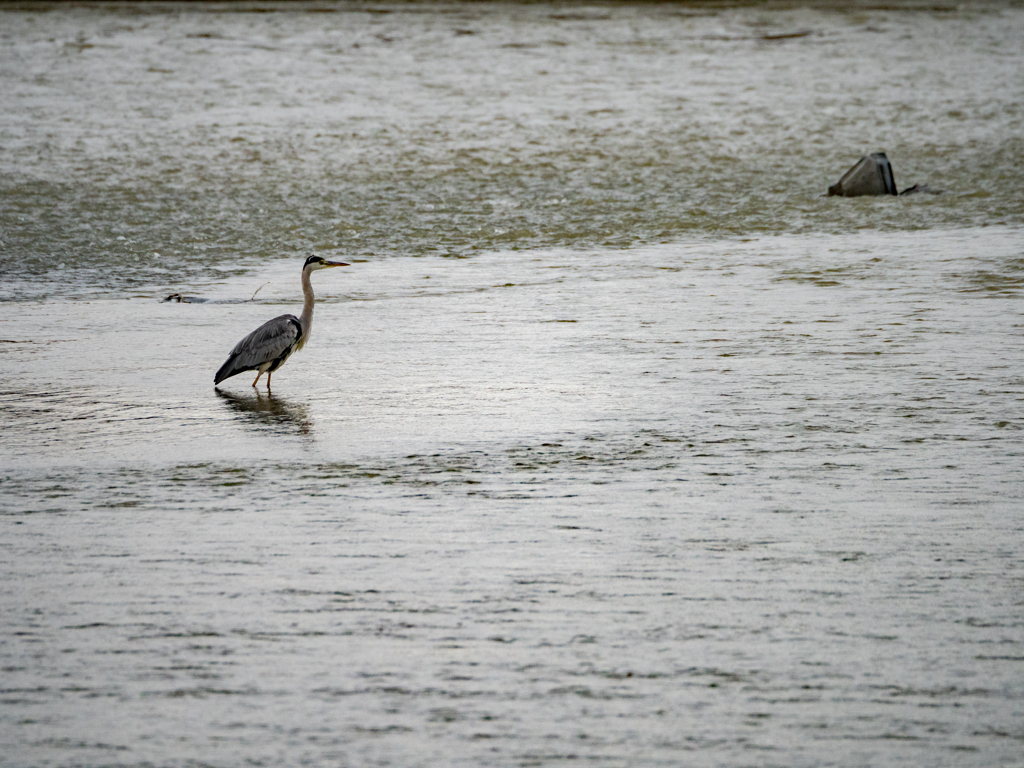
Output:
[2, 0, 1023, 297]
[2, 3, 1024, 767]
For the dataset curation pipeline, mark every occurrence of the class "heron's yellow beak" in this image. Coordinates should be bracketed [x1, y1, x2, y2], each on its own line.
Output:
[324, 261, 350, 268]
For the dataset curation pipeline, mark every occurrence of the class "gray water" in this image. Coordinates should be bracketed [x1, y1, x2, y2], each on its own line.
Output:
[2, 3, 1023, 767]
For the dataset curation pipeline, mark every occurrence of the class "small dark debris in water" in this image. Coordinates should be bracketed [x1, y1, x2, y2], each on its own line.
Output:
[828, 152, 897, 197]
[549, 12, 612, 21]
[762, 30, 813, 40]
[828, 153, 943, 197]
[162, 293, 207, 303]
[899, 184, 943, 195]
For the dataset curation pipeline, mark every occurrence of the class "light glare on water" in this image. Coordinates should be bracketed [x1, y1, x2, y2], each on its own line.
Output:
[1, 3, 1023, 767]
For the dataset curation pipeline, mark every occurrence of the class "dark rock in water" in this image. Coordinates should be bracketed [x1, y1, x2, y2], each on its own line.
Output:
[828, 152, 897, 197]
[162, 293, 207, 303]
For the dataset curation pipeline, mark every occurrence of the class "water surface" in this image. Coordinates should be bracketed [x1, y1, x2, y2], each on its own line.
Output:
[1, 3, 1023, 767]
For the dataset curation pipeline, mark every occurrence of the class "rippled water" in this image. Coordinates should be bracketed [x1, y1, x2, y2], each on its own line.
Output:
[3, 0, 1023, 297]
[2, 3, 1023, 767]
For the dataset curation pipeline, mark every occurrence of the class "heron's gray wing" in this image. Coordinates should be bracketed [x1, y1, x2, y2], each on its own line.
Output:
[214, 314, 301, 384]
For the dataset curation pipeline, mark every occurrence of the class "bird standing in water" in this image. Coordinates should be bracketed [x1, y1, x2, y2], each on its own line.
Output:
[214, 255, 349, 389]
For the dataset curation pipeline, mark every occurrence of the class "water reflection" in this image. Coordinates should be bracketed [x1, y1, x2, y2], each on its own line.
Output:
[215, 388, 314, 438]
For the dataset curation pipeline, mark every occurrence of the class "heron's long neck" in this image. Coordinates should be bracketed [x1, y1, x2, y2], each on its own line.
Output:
[298, 266, 315, 344]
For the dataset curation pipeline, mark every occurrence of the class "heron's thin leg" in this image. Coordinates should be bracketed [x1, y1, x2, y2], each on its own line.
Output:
[252, 371, 263, 388]
[266, 371, 272, 390]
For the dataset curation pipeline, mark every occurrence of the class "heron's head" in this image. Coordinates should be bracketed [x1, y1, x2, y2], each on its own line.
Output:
[304, 255, 350, 271]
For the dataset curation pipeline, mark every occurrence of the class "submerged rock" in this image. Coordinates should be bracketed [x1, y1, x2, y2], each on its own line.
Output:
[828, 152, 897, 197]
[162, 293, 207, 303]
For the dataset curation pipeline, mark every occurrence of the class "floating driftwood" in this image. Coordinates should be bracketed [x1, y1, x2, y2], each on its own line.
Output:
[162, 293, 207, 303]
[828, 152, 897, 197]
[162, 282, 270, 304]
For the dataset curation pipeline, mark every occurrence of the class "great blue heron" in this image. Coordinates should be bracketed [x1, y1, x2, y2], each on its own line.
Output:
[214, 255, 349, 389]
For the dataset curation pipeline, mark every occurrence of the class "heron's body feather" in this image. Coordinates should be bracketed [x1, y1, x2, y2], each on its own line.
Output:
[214, 314, 302, 385]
